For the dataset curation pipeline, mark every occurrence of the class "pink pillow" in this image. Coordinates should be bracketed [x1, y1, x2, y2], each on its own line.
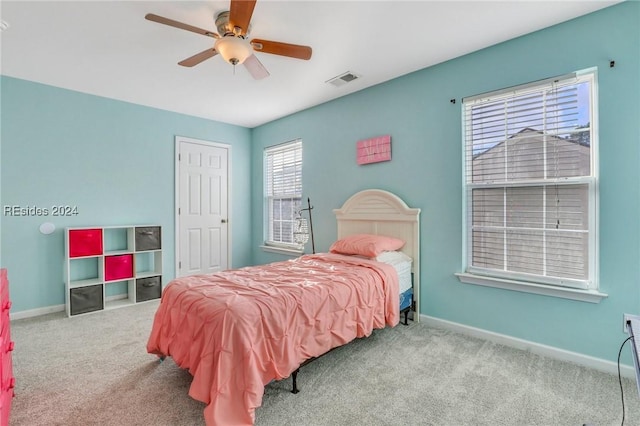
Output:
[329, 234, 405, 258]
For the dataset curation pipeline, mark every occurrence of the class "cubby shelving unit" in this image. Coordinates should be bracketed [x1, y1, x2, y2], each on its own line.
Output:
[64, 225, 162, 317]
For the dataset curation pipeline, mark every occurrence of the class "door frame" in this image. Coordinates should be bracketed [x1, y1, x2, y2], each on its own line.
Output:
[174, 135, 232, 277]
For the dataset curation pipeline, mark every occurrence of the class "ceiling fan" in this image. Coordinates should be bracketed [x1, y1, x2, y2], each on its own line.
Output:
[145, 0, 312, 80]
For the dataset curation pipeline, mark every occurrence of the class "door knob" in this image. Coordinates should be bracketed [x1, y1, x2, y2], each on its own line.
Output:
[221, 219, 227, 223]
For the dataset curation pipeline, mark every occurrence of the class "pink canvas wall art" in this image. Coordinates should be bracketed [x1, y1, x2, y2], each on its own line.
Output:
[356, 135, 391, 165]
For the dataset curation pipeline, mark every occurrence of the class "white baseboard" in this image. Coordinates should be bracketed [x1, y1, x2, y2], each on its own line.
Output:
[10, 294, 130, 321]
[10, 304, 64, 320]
[420, 314, 636, 379]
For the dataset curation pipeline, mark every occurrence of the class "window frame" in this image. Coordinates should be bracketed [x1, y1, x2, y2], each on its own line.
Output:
[262, 139, 303, 254]
[457, 69, 606, 303]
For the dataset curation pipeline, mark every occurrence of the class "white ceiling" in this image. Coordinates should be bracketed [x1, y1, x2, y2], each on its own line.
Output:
[0, 1, 620, 128]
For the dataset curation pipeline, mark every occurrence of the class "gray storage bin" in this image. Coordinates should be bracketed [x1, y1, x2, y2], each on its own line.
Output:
[136, 276, 162, 302]
[70, 285, 103, 315]
[135, 226, 161, 251]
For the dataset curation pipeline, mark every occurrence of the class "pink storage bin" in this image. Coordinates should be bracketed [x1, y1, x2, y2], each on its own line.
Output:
[69, 229, 103, 257]
[104, 254, 134, 281]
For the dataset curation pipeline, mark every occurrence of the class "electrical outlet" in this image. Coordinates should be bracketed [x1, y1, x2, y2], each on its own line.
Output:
[623, 313, 640, 333]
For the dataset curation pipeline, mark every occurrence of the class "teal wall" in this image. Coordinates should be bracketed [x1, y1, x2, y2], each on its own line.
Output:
[251, 2, 640, 362]
[0, 77, 252, 312]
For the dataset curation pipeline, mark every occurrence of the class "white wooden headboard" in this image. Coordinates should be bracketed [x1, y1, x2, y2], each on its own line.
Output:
[333, 189, 421, 319]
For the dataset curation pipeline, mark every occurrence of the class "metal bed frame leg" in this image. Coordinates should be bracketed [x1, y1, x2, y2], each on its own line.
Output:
[401, 308, 412, 326]
[291, 368, 300, 394]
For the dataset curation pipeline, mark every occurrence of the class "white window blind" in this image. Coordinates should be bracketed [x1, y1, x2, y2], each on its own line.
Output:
[463, 71, 597, 289]
[264, 140, 303, 248]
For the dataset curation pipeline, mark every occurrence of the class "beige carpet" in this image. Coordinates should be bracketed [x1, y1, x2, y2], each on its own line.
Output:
[8, 300, 640, 425]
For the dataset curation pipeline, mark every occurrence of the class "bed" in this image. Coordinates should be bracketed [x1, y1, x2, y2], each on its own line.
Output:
[146, 189, 420, 425]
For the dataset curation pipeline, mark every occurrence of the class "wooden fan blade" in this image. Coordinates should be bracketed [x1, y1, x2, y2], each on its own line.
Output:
[251, 39, 312, 60]
[243, 54, 270, 80]
[178, 48, 218, 67]
[229, 0, 257, 35]
[145, 13, 219, 38]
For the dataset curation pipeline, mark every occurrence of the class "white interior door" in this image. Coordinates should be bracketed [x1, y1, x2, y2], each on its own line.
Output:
[176, 137, 230, 277]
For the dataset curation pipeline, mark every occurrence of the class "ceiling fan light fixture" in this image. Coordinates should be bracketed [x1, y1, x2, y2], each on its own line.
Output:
[215, 36, 253, 65]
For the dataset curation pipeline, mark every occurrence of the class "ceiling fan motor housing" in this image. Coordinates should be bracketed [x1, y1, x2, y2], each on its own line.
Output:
[215, 10, 247, 36]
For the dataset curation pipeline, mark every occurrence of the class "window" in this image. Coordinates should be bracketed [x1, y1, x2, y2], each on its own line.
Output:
[264, 140, 303, 250]
[460, 70, 600, 297]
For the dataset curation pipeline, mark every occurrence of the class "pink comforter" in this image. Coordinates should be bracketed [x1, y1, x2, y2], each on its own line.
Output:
[147, 253, 399, 425]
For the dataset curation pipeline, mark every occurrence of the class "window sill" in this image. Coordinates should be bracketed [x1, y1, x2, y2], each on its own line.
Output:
[260, 245, 303, 257]
[455, 272, 608, 303]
